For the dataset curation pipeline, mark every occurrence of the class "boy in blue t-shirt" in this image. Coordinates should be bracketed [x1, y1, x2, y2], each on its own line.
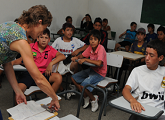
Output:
[115, 22, 137, 52]
[145, 24, 157, 43]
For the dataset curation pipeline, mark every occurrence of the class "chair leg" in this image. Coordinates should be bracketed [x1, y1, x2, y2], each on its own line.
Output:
[103, 88, 108, 116]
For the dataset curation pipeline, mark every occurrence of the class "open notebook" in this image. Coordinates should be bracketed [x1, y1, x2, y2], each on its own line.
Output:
[7, 101, 59, 120]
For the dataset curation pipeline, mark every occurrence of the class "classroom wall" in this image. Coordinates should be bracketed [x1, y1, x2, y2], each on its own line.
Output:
[0, 0, 88, 35]
[88, 0, 160, 42]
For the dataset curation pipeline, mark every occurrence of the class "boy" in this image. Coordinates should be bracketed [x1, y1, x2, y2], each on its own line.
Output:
[52, 23, 88, 74]
[82, 17, 108, 51]
[57, 16, 75, 35]
[16, 28, 66, 94]
[102, 18, 111, 39]
[122, 39, 165, 120]
[157, 26, 165, 41]
[145, 24, 157, 43]
[71, 29, 107, 112]
[115, 22, 137, 52]
[115, 28, 147, 85]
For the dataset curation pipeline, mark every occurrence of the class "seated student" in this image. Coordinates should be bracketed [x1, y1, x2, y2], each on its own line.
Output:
[145, 23, 157, 43]
[157, 26, 165, 41]
[80, 14, 93, 31]
[102, 18, 112, 39]
[57, 16, 75, 35]
[71, 29, 107, 112]
[115, 22, 137, 52]
[122, 39, 165, 120]
[115, 28, 147, 85]
[14, 28, 66, 94]
[82, 17, 108, 51]
[52, 23, 88, 74]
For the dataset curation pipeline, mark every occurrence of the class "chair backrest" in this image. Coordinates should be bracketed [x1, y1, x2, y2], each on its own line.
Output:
[106, 53, 123, 68]
[107, 40, 116, 51]
[111, 31, 116, 40]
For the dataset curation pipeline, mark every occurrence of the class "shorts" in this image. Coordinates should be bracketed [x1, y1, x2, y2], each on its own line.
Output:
[118, 41, 132, 47]
[72, 68, 104, 92]
[18, 71, 49, 89]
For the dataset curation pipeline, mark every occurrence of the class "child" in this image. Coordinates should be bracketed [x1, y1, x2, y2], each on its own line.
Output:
[115, 22, 137, 52]
[52, 23, 88, 74]
[71, 29, 107, 112]
[80, 14, 93, 31]
[115, 28, 147, 86]
[14, 28, 66, 94]
[157, 26, 165, 41]
[82, 17, 108, 51]
[122, 39, 165, 120]
[57, 16, 75, 35]
[102, 18, 112, 39]
[0, 5, 60, 115]
[145, 24, 157, 43]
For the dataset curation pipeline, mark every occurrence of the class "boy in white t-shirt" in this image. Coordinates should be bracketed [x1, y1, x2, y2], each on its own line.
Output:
[51, 23, 88, 74]
[122, 39, 165, 120]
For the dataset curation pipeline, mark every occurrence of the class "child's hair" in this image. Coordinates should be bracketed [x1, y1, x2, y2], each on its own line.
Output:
[65, 16, 72, 22]
[130, 22, 137, 26]
[43, 28, 50, 38]
[94, 17, 102, 25]
[62, 23, 74, 31]
[147, 39, 165, 57]
[89, 29, 101, 41]
[147, 24, 155, 31]
[85, 14, 92, 21]
[157, 26, 165, 34]
[103, 18, 108, 23]
[16, 5, 52, 27]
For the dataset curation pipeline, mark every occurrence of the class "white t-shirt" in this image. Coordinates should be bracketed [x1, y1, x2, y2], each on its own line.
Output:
[126, 65, 165, 111]
[51, 37, 85, 57]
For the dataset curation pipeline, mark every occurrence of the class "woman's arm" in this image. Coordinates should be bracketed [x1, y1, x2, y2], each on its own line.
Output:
[10, 40, 60, 110]
[3, 62, 27, 104]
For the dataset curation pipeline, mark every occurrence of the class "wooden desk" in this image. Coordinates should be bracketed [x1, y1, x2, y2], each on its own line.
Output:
[111, 51, 145, 61]
[109, 94, 164, 120]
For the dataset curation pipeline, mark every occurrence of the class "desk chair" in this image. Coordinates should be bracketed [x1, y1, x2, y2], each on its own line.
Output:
[111, 31, 116, 40]
[109, 94, 164, 120]
[97, 53, 123, 116]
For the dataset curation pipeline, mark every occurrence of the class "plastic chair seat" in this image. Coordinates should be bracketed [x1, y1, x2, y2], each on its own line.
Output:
[60, 114, 80, 120]
[97, 77, 118, 88]
[24, 86, 41, 96]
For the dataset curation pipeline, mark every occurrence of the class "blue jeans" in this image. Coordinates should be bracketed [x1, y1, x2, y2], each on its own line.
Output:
[72, 68, 104, 92]
[0, 110, 3, 120]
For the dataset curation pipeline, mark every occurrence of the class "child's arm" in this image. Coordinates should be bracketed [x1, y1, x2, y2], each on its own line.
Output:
[71, 45, 89, 56]
[57, 28, 63, 35]
[78, 58, 102, 66]
[45, 52, 66, 76]
[119, 31, 126, 38]
[71, 54, 84, 62]
[10, 40, 60, 110]
[104, 26, 111, 31]
[122, 85, 145, 113]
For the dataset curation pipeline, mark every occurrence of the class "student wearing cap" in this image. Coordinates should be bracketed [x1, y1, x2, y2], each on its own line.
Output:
[114, 28, 147, 85]
[82, 17, 108, 51]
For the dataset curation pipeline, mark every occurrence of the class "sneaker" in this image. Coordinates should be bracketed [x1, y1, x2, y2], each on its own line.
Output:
[69, 84, 77, 95]
[107, 85, 114, 91]
[91, 95, 99, 112]
[83, 96, 90, 109]
[63, 90, 72, 99]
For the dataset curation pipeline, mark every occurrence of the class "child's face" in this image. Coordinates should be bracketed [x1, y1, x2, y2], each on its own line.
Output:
[102, 21, 108, 27]
[62, 27, 73, 39]
[130, 24, 137, 31]
[89, 35, 100, 49]
[136, 33, 146, 42]
[93, 22, 102, 31]
[67, 18, 72, 24]
[37, 33, 50, 48]
[145, 47, 163, 70]
[148, 27, 153, 33]
[86, 16, 90, 22]
[157, 31, 165, 40]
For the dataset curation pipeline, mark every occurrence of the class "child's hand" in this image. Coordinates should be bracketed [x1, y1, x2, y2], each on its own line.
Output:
[45, 63, 52, 77]
[78, 59, 86, 64]
[71, 57, 78, 62]
[71, 50, 80, 57]
[130, 99, 145, 113]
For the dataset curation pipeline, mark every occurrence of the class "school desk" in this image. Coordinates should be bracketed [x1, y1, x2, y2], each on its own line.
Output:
[109, 94, 164, 120]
